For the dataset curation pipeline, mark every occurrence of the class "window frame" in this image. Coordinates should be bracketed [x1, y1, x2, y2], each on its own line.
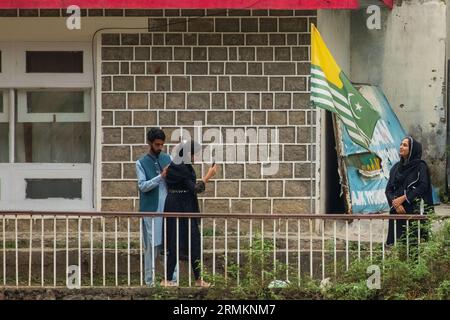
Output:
[25, 50, 84, 74]
[0, 42, 92, 88]
[17, 88, 91, 123]
[9, 164, 93, 211]
[0, 43, 14, 85]
[0, 41, 95, 211]
[0, 89, 8, 123]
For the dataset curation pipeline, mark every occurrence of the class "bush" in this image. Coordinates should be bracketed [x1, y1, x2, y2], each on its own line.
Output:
[437, 280, 450, 300]
[178, 218, 450, 300]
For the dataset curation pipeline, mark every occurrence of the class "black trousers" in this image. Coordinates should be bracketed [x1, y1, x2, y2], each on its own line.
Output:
[165, 217, 201, 281]
[387, 217, 408, 245]
[386, 211, 429, 246]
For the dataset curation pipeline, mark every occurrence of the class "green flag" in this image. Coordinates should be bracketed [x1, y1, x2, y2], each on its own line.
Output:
[310, 24, 380, 149]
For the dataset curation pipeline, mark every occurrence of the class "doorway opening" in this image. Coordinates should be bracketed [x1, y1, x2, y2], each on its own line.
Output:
[324, 111, 346, 214]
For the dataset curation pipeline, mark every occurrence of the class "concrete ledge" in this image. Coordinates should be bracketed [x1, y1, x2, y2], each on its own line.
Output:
[0, 286, 210, 300]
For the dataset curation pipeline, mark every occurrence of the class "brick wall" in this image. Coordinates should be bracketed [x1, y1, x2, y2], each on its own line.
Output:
[100, 9, 318, 214]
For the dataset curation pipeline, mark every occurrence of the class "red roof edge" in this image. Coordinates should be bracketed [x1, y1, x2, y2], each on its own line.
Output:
[381, 0, 393, 9]
[0, 0, 361, 10]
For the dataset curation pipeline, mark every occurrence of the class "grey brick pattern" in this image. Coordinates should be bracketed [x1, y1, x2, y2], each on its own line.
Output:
[100, 10, 317, 214]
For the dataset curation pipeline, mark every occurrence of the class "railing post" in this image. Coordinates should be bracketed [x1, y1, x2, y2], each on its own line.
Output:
[249, 218, 253, 275]
[188, 218, 192, 287]
[42, 215, 45, 287]
[345, 220, 349, 272]
[28, 218, 33, 287]
[224, 218, 228, 285]
[273, 219, 276, 280]
[394, 220, 397, 245]
[139, 217, 143, 287]
[213, 218, 216, 280]
[66, 216, 69, 287]
[236, 219, 240, 286]
[102, 217, 105, 287]
[15, 215, 18, 287]
[286, 219, 289, 282]
[164, 217, 167, 285]
[321, 219, 325, 281]
[151, 217, 155, 286]
[261, 219, 264, 283]
[358, 219, 361, 261]
[309, 219, 313, 279]
[78, 216, 81, 287]
[54, 216, 57, 287]
[382, 218, 385, 267]
[297, 219, 301, 286]
[3, 216, 6, 286]
[418, 203, 423, 262]
[333, 220, 337, 276]
[406, 220, 410, 260]
[127, 217, 130, 287]
[114, 217, 118, 287]
[176, 217, 180, 286]
[200, 218, 204, 284]
[90, 217, 93, 287]
[369, 219, 373, 262]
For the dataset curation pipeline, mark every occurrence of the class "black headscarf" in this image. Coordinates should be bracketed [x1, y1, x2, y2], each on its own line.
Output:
[393, 136, 424, 187]
[165, 161, 197, 186]
[173, 140, 202, 160]
[167, 140, 202, 186]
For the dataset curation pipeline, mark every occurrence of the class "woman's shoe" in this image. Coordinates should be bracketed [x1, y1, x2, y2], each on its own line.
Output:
[195, 279, 211, 287]
[160, 280, 177, 287]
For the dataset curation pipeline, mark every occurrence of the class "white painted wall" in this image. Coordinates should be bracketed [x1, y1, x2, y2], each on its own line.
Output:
[317, 10, 351, 213]
[317, 10, 351, 75]
[0, 17, 147, 41]
[350, 0, 447, 188]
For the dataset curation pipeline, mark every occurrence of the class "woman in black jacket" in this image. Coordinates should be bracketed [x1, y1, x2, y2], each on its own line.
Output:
[162, 140, 217, 287]
[385, 136, 433, 245]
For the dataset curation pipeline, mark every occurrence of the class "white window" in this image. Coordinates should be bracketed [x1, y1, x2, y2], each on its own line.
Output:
[17, 89, 91, 123]
[0, 90, 9, 164]
[0, 90, 8, 206]
[0, 42, 94, 211]
[0, 90, 8, 123]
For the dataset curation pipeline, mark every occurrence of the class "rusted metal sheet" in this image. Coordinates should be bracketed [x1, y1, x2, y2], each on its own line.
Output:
[332, 85, 406, 214]
[332, 113, 353, 214]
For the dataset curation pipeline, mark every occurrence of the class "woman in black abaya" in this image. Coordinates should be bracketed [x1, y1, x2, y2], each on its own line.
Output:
[162, 140, 217, 287]
[385, 136, 433, 245]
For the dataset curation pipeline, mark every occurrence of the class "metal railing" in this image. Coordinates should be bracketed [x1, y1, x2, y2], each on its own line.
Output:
[0, 211, 431, 288]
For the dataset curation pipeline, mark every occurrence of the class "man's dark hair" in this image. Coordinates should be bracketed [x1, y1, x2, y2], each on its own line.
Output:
[147, 128, 165, 142]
